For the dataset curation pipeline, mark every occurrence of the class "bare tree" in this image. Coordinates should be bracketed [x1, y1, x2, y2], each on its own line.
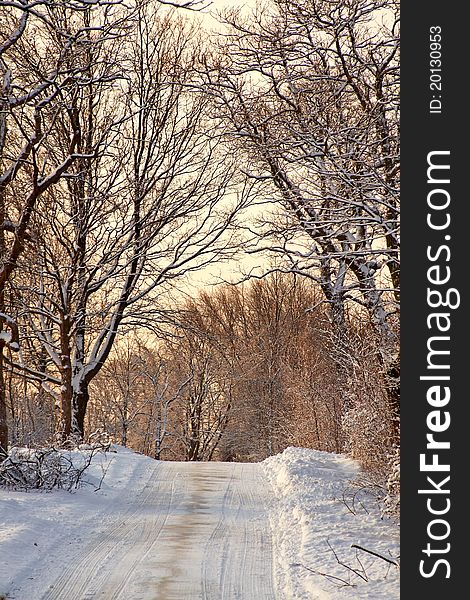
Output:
[202, 0, 400, 425]
[88, 338, 186, 459]
[0, 0, 133, 450]
[6, 5, 247, 441]
[175, 274, 340, 460]
[170, 332, 232, 461]
[83, 273, 394, 472]
[132, 343, 190, 461]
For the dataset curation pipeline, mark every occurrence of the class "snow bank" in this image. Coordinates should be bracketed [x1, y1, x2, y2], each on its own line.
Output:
[0, 445, 158, 599]
[262, 447, 400, 600]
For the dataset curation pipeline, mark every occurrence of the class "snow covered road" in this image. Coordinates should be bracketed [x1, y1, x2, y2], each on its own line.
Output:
[6, 459, 276, 600]
[1, 446, 399, 600]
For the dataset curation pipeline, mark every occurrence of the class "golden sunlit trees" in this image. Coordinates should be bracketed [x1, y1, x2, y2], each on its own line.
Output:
[2, 2, 248, 443]
[203, 0, 400, 434]
[0, 0, 133, 450]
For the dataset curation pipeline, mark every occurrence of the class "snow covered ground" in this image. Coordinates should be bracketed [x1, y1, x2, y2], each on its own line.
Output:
[0, 446, 275, 599]
[263, 447, 400, 599]
[0, 445, 399, 599]
[0, 446, 159, 599]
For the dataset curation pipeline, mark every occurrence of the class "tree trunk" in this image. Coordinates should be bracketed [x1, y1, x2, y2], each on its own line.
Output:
[0, 150, 7, 451]
[59, 383, 73, 441]
[73, 381, 90, 439]
[0, 349, 7, 453]
[0, 266, 7, 453]
[320, 272, 355, 450]
[59, 318, 73, 439]
[383, 351, 400, 443]
[154, 403, 162, 460]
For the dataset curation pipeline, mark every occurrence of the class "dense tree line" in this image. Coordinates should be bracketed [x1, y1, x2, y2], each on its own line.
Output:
[203, 0, 399, 423]
[9, 274, 396, 486]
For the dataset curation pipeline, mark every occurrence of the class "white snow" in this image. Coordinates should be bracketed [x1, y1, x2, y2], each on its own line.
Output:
[0, 445, 158, 599]
[262, 447, 400, 599]
[0, 445, 399, 599]
[0, 331, 12, 344]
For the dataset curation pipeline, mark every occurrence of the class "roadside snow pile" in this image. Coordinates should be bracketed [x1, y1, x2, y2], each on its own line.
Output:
[263, 447, 400, 600]
[0, 445, 158, 599]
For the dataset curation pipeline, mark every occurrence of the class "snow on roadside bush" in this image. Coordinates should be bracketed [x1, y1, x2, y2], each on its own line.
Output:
[383, 445, 400, 518]
[263, 447, 399, 600]
[0, 443, 112, 492]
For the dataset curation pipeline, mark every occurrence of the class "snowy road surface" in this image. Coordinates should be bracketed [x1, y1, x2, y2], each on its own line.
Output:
[1, 446, 399, 600]
[39, 461, 275, 600]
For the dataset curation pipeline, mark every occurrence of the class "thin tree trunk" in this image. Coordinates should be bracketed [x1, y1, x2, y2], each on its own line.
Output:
[59, 317, 73, 439]
[0, 181, 7, 452]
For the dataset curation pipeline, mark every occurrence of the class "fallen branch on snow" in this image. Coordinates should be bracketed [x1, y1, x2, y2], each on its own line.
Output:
[291, 563, 356, 588]
[351, 544, 399, 566]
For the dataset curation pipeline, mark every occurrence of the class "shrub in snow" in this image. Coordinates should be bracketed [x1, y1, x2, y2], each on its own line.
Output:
[383, 445, 400, 519]
[341, 381, 400, 518]
[342, 396, 394, 475]
[48, 429, 112, 451]
[0, 443, 109, 492]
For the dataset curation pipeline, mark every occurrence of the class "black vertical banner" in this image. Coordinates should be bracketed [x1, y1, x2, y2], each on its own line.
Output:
[401, 2, 466, 598]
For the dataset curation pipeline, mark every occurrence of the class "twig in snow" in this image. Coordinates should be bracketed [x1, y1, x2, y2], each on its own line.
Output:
[338, 485, 370, 516]
[327, 539, 368, 582]
[93, 456, 114, 492]
[351, 544, 399, 567]
[291, 563, 356, 588]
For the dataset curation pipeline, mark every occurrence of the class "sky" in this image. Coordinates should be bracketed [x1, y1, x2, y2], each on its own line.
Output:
[197, 0, 257, 26]
[178, 0, 269, 289]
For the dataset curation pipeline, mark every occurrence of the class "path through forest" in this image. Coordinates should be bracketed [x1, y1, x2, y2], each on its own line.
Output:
[40, 461, 276, 600]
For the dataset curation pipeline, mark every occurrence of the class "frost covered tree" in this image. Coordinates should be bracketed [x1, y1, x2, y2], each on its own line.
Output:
[78, 273, 393, 468]
[203, 0, 400, 428]
[0, 0, 136, 450]
[170, 274, 339, 460]
[3, 3, 247, 442]
[170, 332, 233, 462]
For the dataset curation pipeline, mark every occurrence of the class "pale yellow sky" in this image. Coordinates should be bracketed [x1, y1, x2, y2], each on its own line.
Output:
[205, 0, 255, 10]
[181, 0, 268, 290]
[198, 0, 256, 26]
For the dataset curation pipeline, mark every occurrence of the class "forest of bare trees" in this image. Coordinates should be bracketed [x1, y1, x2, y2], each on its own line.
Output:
[1, 0, 399, 511]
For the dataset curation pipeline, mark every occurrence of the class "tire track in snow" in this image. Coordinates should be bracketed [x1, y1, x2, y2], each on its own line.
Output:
[201, 471, 235, 600]
[39, 461, 276, 600]
[85, 476, 177, 599]
[40, 462, 179, 600]
[194, 463, 275, 600]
